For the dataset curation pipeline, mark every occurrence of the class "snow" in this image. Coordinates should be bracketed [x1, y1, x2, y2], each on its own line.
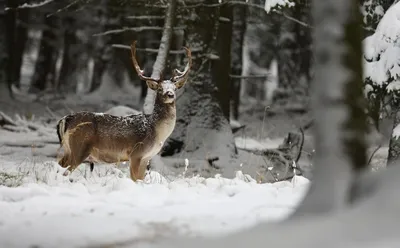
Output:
[363, 2, 400, 86]
[0, 151, 308, 247]
[392, 124, 400, 139]
[235, 136, 284, 150]
[4, 0, 55, 10]
[264, 0, 295, 13]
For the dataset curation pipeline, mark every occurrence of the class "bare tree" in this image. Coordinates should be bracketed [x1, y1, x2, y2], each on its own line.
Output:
[143, 0, 177, 114]
[230, 2, 247, 120]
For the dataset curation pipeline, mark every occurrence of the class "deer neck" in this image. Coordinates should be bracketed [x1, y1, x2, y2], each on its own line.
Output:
[148, 95, 176, 137]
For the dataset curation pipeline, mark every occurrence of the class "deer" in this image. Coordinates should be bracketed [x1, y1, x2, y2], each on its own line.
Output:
[55, 41, 192, 181]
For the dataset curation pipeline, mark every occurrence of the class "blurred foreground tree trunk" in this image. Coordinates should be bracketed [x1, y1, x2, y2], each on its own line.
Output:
[291, 0, 368, 217]
[29, 14, 60, 93]
[163, 0, 237, 176]
[230, 3, 247, 120]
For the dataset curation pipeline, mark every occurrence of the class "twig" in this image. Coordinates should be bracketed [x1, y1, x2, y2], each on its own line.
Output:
[0, 111, 17, 126]
[274, 10, 313, 28]
[46, 106, 59, 119]
[367, 145, 381, 166]
[295, 127, 305, 163]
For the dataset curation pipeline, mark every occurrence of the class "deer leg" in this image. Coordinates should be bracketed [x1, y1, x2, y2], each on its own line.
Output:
[129, 157, 142, 181]
[137, 158, 150, 180]
[63, 144, 92, 176]
[59, 122, 95, 176]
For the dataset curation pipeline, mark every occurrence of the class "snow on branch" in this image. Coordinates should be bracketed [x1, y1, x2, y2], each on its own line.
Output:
[363, 2, 400, 88]
[4, 0, 54, 10]
[264, 0, 295, 13]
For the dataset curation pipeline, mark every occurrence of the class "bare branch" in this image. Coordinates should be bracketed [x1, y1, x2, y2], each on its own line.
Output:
[274, 10, 313, 28]
[367, 145, 382, 166]
[125, 15, 168, 20]
[93, 26, 186, 37]
[112, 44, 203, 54]
[143, 0, 178, 114]
[229, 74, 270, 79]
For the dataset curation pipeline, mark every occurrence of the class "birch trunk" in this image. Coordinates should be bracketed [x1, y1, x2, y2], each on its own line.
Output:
[143, 0, 177, 114]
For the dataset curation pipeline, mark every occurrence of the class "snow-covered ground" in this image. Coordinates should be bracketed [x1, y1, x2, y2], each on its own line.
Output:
[0, 154, 309, 248]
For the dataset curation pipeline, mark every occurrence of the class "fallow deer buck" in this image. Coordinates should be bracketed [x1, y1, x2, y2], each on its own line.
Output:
[56, 41, 192, 181]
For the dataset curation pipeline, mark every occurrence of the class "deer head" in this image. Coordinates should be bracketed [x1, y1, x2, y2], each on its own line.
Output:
[130, 41, 192, 104]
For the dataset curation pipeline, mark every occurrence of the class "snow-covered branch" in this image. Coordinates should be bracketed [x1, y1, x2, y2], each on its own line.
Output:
[4, 0, 54, 10]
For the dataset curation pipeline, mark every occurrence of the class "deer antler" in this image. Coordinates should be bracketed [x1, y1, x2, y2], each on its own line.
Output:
[171, 47, 192, 84]
[130, 41, 160, 82]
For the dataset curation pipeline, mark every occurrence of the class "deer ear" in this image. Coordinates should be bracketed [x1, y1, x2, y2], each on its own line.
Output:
[146, 80, 159, 90]
[174, 79, 187, 89]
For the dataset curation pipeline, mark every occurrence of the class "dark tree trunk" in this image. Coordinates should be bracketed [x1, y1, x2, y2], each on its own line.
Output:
[58, 15, 89, 93]
[271, 1, 312, 107]
[162, 0, 237, 177]
[12, 2, 30, 89]
[0, 3, 10, 98]
[29, 14, 60, 93]
[5, 0, 29, 90]
[89, 0, 138, 93]
[387, 104, 400, 167]
[89, 1, 108, 93]
[230, 3, 246, 120]
[212, 4, 233, 120]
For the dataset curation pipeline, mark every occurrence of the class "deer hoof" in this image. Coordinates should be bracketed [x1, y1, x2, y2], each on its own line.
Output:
[62, 168, 71, 177]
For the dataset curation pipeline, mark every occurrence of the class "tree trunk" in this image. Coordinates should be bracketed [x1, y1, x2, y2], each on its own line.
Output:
[0, 4, 10, 98]
[89, 0, 133, 93]
[143, 0, 177, 114]
[273, 1, 312, 108]
[89, 1, 108, 93]
[58, 15, 89, 94]
[212, 4, 233, 120]
[12, 1, 30, 89]
[387, 105, 400, 166]
[230, 3, 246, 120]
[291, 0, 367, 217]
[29, 14, 60, 93]
[162, 0, 237, 178]
[5, 0, 29, 90]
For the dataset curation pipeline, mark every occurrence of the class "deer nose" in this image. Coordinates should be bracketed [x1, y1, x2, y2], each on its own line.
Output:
[166, 91, 174, 98]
